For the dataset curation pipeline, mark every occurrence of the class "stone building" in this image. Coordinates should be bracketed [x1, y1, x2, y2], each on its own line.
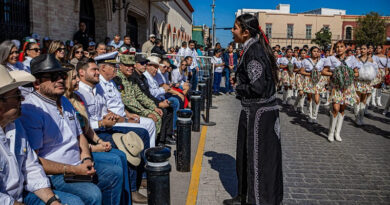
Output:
[0, 0, 193, 49]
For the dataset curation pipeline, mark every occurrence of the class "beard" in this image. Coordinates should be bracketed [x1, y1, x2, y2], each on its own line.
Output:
[85, 74, 99, 85]
[39, 83, 65, 100]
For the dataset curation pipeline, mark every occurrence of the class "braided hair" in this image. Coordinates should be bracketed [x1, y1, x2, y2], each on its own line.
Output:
[235, 14, 279, 84]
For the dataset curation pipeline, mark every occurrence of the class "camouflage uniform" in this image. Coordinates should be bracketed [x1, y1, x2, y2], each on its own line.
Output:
[114, 70, 162, 133]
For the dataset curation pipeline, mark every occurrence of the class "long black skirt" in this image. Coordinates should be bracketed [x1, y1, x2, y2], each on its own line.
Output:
[236, 102, 283, 205]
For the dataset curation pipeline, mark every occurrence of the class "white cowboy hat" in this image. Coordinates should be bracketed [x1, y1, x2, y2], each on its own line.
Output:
[0, 65, 35, 95]
[146, 56, 161, 66]
[112, 132, 144, 166]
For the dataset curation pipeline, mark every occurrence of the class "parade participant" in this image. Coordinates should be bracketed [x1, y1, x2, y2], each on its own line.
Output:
[224, 13, 282, 205]
[23, 42, 41, 70]
[354, 44, 378, 125]
[48, 40, 66, 63]
[371, 45, 388, 107]
[279, 48, 297, 104]
[355, 46, 361, 58]
[293, 49, 307, 113]
[301, 46, 327, 123]
[0, 40, 30, 72]
[322, 41, 359, 142]
[365, 43, 376, 107]
[68, 44, 84, 67]
[19, 54, 123, 205]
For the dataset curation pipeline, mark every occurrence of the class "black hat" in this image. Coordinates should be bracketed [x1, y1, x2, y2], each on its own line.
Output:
[135, 55, 149, 64]
[30, 54, 70, 75]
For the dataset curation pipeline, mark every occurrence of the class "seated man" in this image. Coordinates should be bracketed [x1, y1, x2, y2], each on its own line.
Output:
[130, 55, 175, 145]
[95, 52, 156, 147]
[75, 56, 149, 203]
[19, 54, 123, 205]
[0, 66, 83, 205]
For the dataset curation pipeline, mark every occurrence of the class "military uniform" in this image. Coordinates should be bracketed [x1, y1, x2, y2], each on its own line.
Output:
[114, 70, 162, 133]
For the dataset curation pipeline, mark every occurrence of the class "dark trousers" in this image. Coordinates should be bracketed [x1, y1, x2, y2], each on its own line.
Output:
[158, 107, 173, 144]
[236, 103, 283, 205]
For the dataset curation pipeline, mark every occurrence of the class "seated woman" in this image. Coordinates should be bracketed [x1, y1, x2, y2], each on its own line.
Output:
[63, 63, 144, 204]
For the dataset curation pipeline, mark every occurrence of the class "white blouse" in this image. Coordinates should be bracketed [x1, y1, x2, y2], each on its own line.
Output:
[326, 55, 357, 71]
[302, 58, 326, 72]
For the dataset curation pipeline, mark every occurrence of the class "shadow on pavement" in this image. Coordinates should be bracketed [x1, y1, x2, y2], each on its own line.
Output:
[204, 151, 238, 197]
[344, 116, 390, 139]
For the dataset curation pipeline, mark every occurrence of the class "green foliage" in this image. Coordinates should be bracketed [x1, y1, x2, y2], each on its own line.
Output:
[354, 12, 386, 46]
[311, 27, 332, 50]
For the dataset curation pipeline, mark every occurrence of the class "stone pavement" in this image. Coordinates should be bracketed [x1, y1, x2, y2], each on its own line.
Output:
[196, 93, 390, 205]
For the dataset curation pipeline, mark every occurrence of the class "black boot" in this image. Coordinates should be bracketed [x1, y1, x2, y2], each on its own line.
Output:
[223, 195, 242, 205]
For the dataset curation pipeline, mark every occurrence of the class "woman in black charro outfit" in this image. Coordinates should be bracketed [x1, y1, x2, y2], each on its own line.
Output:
[223, 14, 283, 205]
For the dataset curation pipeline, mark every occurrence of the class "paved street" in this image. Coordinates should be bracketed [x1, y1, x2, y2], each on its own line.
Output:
[196, 93, 390, 205]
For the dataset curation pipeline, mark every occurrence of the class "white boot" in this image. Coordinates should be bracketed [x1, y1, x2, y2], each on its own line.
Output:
[377, 89, 383, 107]
[312, 103, 320, 123]
[371, 88, 377, 107]
[366, 94, 372, 108]
[308, 101, 313, 123]
[324, 91, 330, 106]
[354, 104, 362, 126]
[359, 103, 366, 125]
[282, 90, 288, 105]
[335, 113, 344, 142]
[287, 89, 293, 105]
[293, 94, 300, 111]
[294, 89, 298, 98]
[299, 95, 306, 114]
[383, 97, 390, 115]
[328, 112, 337, 142]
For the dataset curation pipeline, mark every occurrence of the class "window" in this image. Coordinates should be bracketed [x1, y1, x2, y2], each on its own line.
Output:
[346, 27, 352, 40]
[266, 23, 272, 38]
[306, 25, 312, 39]
[0, 0, 30, 42]
[287, 24, 293, 38]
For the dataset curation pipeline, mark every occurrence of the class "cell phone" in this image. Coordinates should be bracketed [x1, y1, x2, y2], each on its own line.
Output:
[64, 174, 93, 183]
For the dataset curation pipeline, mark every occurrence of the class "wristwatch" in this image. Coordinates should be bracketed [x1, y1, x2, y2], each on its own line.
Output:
[46, 194, 61, 205]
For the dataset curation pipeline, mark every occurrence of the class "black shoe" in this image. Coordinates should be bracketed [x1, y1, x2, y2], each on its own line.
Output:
[223, 196, 242, 205]
[165, 136, 176, 145]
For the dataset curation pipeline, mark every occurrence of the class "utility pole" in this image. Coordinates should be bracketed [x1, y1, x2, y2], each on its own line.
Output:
[211, 0, 216, 48]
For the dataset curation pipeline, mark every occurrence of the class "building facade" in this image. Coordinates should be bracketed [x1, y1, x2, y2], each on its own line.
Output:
[0, 0, 193, 49]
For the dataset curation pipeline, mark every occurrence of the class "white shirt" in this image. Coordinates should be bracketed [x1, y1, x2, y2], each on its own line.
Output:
[184, 47, 199, 70]
[6, 62, 30, 73]
[76, 81, 108, 130]
[19, 91, 82, 165]
[155, 69, 170, 85]
[143, 71, 166, 100]
[302, 58, 326, 72]
[171, 68, 187, 86]
[355, 58, 378, 70]
[294, 58, 305, 69]
[97, 75, 126, 117]
[211, 56, 224, 73]
[326, 55, 357, 71]
[0, 120, 51, 204]
[279, 57, 297, 66]
[109, 40, 124, 49]
[373, 55, 389, 69]
[177, 47, 187, 64]
[22, 57, 33, 70]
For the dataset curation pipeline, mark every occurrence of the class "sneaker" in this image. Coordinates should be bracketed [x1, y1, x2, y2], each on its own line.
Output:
[165, 136, 176, 145]
[131, 191, 147, 204]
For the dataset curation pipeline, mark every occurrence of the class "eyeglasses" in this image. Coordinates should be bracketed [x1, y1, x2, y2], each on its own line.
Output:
[40, 72, 68, 81]
[75, 51, 83, 54]
[28, 48, 41, 52]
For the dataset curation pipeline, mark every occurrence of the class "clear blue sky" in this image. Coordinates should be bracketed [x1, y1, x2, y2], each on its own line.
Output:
[189, 0, 390, 47]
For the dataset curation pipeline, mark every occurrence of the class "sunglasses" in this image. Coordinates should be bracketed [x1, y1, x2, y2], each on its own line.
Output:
[57, 47, 66, 52]
[10, 51, 19, 55]
[75, 51, 83, 54]
[40, 72, 68, 81]
[28, 48, 41, 52]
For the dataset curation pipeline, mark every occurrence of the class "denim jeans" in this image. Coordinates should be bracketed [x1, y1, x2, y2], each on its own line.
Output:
[49, 158, 123, 205]
[223, 68, 233, 92]
[24, 190, 84, 205]
[167, 96, 180, 130]
[96, 126, 150, 192]
[190, 69, 198, 91]
[92, 149, 132, 205]
[213, 72, 223, 93]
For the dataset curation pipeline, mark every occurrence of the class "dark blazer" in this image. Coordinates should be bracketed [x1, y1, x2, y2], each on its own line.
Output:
[223, 52, 238, 71]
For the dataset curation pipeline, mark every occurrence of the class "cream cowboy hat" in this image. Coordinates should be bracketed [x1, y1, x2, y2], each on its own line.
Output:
[146, 56, 161, 66]
[112, 132, 144, 166]
[0, 65, 35, 95]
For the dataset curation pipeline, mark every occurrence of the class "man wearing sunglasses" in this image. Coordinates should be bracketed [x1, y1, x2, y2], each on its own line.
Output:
[18, 54, 123, 205]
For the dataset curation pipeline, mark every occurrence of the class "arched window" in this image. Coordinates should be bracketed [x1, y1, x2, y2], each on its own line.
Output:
[346, 27, 352, 40]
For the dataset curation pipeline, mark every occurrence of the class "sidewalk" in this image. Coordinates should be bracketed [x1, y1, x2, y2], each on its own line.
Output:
[196, 93, 390, 205]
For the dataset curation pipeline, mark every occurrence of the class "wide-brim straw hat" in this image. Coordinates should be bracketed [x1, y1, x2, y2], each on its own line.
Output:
[0, 65, 35, 95]
[112, 131, 144, 166]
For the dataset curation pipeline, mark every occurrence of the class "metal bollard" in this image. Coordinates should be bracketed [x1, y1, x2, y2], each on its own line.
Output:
[145, 147, 171, 205]
[176, 109, 193, 172]
[191, 91, 202, 132]
[197, 80, 207, 111]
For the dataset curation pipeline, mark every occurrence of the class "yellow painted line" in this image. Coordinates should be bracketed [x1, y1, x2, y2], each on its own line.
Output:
[186, 126, 208, 205]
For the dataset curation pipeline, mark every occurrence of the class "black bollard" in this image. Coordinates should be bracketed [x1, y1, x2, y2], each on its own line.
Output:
[197, 80, 207, 111]
[191, 91, 202, 132]
[200, 74, 217, 126]
[176, 109, 192, 172]
[145, 147, 171, 205]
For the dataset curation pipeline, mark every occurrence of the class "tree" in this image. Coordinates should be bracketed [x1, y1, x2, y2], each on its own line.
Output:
[311, 27, 332, 50]
[354, 12, 386, 46]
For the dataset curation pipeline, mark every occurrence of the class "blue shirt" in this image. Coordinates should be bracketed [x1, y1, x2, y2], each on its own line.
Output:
[19, 91, 83, 165]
